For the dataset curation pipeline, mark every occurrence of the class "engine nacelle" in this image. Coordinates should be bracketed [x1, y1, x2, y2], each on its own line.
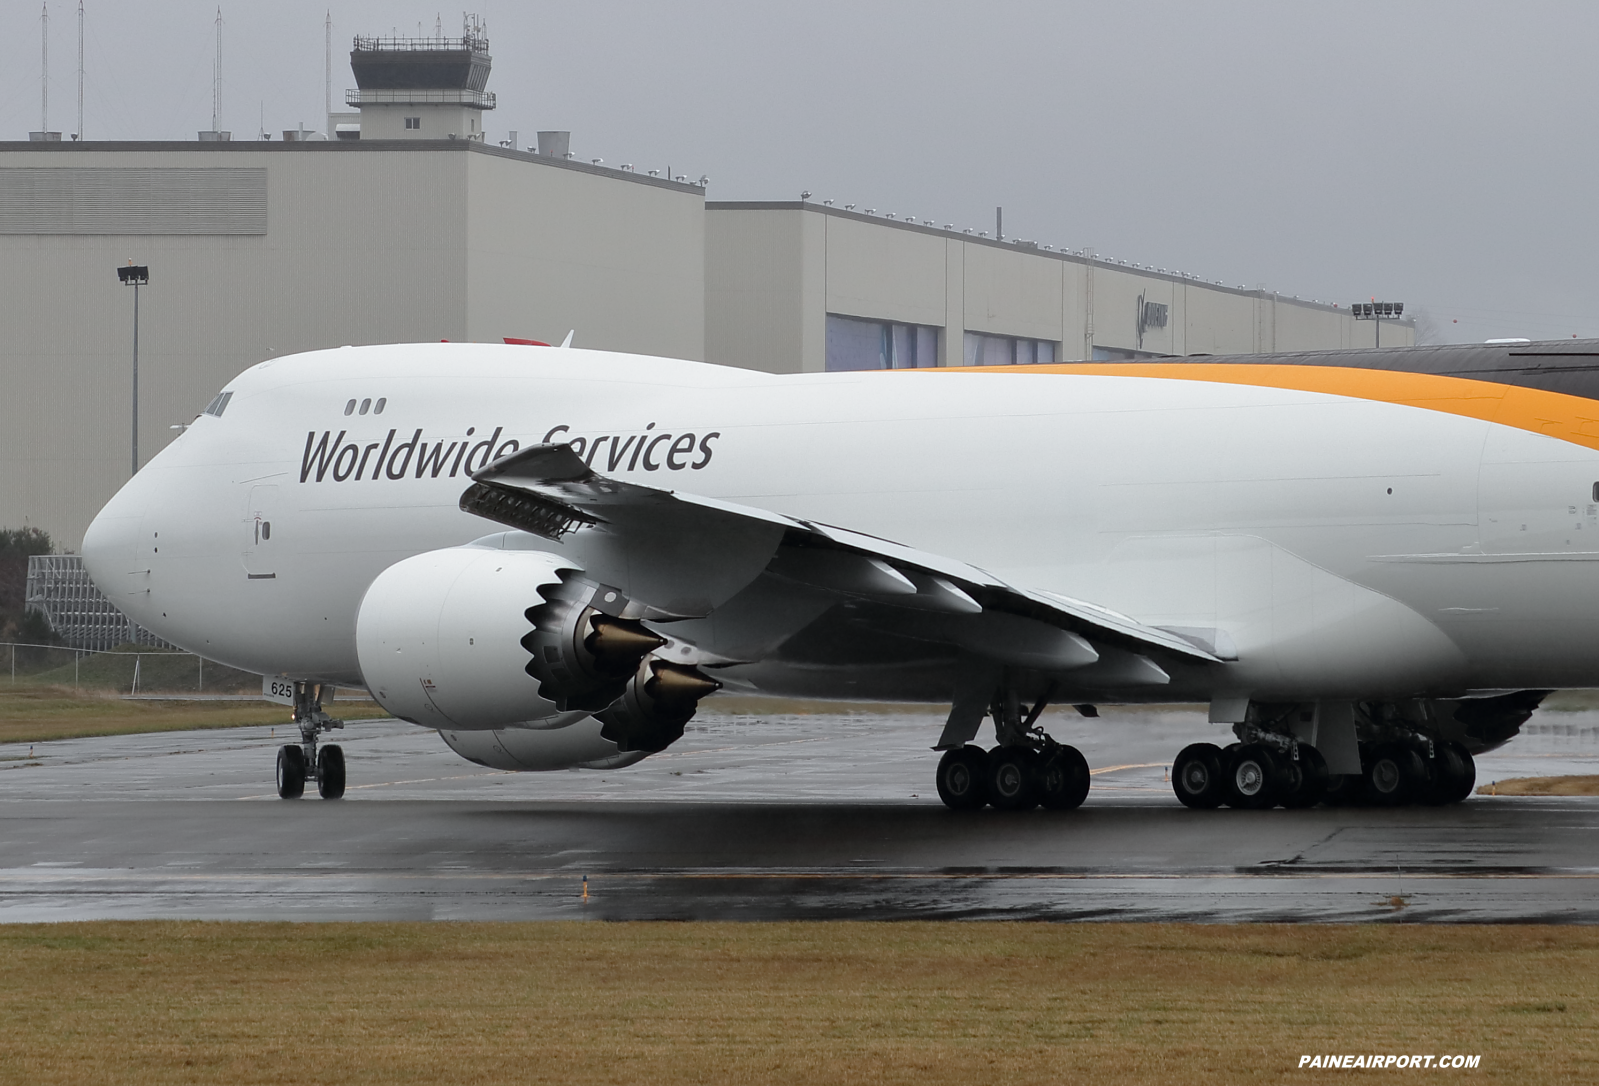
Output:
[439, 718, 649, 772]
[596, 658, 723, 753]
[522, 571, 666, 712]
[356, 546, 590, 731]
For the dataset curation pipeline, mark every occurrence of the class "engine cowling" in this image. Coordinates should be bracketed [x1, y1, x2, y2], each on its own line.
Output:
[439, 719, 649, 772]
[357, 543, 721, 766]
[356, 546, 590, 731]
[521, 571, 667, 712]
[596, 658, 722, 753]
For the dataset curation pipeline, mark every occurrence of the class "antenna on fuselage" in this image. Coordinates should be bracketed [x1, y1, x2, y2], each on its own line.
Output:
[559, 330, 574, 348]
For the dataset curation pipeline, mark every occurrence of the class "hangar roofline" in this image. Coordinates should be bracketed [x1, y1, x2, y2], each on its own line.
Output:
[0, 138, 705, 195]
[707, 200, 1397, 320]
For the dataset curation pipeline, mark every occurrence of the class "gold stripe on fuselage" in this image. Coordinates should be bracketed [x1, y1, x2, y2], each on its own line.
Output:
[936, 362, 1599, 453]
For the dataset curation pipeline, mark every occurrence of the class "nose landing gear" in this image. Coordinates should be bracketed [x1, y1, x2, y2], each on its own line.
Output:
[276, 681, 345, 800]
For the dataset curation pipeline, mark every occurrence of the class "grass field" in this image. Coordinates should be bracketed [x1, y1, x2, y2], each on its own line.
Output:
[1, 643, 263, 695]
[0, 921, 1591, 1085]
[0, 685, 385, 744]
[1478, 774, 1599, 796]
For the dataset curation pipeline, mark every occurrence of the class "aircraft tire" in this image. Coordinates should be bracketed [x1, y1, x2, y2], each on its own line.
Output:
[1423, 744, 1465, 805]
[1366, 744, 1425, 806]
[1226, 744, 1282, 809]
[1039, 745, 1091, 810]
[276, 745, 306, 800]
[1281, 745, 1329, 808]
[1321, 773, 1363, 807]
[935, 746, 989, 811]
[986, 746, 1039, 811]
[1445, 741, 1477, 803]
[1172, 743, 1226, 809]
[317, 745, 346, 800]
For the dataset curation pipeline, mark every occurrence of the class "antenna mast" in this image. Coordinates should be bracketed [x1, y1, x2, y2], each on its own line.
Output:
[323, 10, 331, 129]
[40, 2, 48, 134]
[76, 0, 83, 140]
[211, 6, 222, 133]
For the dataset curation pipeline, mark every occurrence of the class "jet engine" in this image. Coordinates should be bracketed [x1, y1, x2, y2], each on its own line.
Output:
[595, 658, 722, 753]
[357, 543, 721, 768]
[521, 570, 669, 712]
[356, 545, 591, 731]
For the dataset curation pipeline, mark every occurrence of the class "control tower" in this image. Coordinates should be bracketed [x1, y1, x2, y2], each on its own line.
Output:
[346, 22, 495, 141]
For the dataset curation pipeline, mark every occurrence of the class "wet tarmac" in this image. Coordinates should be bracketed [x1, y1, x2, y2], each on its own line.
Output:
[2, 705, 1598, 923]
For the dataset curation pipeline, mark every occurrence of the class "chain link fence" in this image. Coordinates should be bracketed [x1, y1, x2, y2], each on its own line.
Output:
[2, 641, 260, 695]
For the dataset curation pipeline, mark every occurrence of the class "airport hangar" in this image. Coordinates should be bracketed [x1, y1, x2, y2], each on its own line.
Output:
[0, 118, 1411, 554]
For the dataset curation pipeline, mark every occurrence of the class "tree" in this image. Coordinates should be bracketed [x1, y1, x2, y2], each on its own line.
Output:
[0, 528, 55, 643]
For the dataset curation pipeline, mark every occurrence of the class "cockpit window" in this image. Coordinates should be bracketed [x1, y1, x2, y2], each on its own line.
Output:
[203, 391, 233, 417]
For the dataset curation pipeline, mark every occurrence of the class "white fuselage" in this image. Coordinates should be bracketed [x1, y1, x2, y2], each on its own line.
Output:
[82, 343, 1599, 703]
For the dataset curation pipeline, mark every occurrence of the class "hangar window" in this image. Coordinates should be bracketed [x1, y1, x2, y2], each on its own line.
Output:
[825, 314, 939, 371]
[203, 391, 233, 417]
[404, 117, 421, 130]
[963, 332, 1057, 367]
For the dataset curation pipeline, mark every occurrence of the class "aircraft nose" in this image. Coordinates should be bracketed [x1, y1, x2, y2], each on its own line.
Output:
[81, 489, 144, 601]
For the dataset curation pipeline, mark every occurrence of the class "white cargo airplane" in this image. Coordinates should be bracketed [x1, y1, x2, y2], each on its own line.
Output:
[81, 340, 1599, 810]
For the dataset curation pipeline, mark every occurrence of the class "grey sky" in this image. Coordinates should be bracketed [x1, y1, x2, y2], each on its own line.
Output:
[3, 1, 1594, 344]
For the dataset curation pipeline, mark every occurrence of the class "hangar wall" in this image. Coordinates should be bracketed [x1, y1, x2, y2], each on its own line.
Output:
[705, 203, 1410, 373]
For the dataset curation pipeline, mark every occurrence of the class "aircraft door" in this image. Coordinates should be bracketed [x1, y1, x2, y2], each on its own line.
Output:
[243, 484, 279, 579]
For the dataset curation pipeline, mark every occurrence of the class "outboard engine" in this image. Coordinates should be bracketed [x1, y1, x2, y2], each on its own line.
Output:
[596, 658, 722, 753]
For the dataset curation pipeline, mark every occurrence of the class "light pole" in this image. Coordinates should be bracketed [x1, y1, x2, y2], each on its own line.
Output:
[1352, 300, 1403, 348]
[118, 263, 149, 475]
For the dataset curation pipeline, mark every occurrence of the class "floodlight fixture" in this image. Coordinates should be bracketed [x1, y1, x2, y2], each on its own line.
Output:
[1351, 299, 1405, 346]
[118, 261, 150, 476]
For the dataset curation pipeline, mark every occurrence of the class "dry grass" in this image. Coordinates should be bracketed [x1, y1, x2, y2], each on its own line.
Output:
[0, 685, 385, 744]
[1477, 774, 1599, 796]
[0, 921, 1593, 1085]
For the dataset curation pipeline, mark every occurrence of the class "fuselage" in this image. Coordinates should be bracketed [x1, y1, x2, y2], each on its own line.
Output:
[82, 340, 1599, 703]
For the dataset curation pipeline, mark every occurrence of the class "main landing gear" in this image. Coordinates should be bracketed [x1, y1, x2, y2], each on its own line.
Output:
[1171, 726, 1476, 811]
[276, 681, 346, 800]
[934, 687, 1091, 812]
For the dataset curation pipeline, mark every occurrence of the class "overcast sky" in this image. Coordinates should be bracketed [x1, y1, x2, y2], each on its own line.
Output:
[2, 1, 1594, 343]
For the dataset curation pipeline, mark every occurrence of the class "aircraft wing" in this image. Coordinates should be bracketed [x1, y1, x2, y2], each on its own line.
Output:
[460, 443, 1221, 678]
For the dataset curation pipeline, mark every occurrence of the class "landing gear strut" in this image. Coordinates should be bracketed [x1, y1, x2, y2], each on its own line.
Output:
[276, 681, 345, 800]
[934, 684, 1090, 812]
